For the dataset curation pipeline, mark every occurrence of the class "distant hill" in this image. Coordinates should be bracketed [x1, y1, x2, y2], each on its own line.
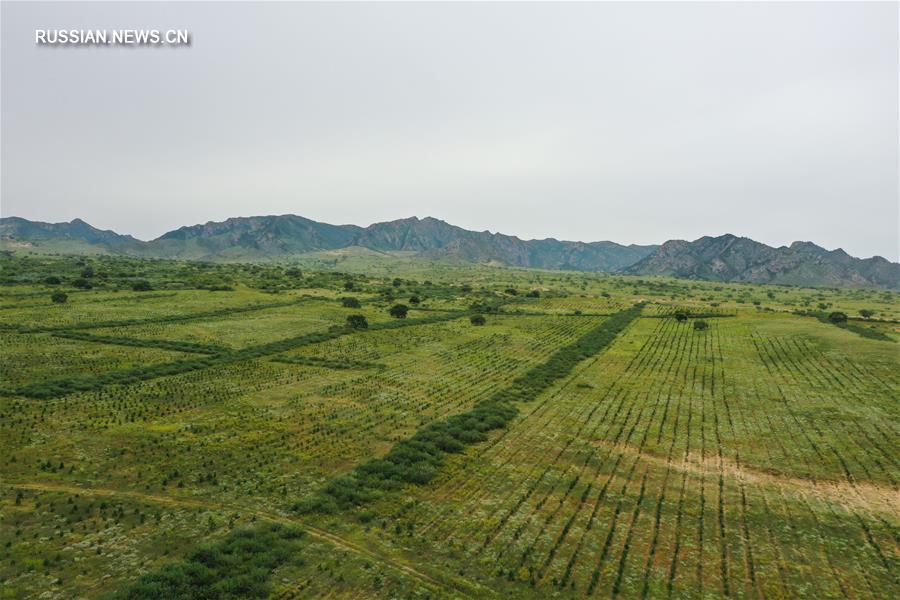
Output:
[625, 234, 898, 289]
[0, 215, 655, 272]
[150, 215, 362, 260]
[2, 215, 897, 288]
[351, 217, 656, 271]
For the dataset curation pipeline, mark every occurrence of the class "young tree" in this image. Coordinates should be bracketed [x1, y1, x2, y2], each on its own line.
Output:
[51, 291, 68, 304]
[389, 304, 409, 319]
[346, 314, 368, 329]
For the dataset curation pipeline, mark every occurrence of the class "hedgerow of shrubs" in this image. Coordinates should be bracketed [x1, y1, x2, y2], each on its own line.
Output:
[271, 355, 384, 370]
[53, 331, 230, 355]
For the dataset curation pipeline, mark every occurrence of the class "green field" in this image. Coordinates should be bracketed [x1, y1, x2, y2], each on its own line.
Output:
[1, 253, 897, 599]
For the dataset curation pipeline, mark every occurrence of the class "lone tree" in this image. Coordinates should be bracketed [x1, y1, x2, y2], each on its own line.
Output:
[409, 295, 421, 305]
[389, 304, 409, 319]
[693, 319, 709, 331]
[392, 278, 403, 287]
[674, 311, 689, 322]
[346, 314, 368, 329]
[828, 311, 848, 324]
[51, 291, 68, 304]
[470, 314, 486, 326]
[72, 278, 92, 290]
[132, 280, 152, 292]
[859, 309, 875, 319]
[341, 297, 361, 308]
[44, 276, 62, 285]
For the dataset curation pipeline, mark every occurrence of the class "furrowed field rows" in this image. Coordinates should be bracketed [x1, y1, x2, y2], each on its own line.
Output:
[271, 316, 607, 466]
[88, 301, 406, 349]
[0, 310, 472, 398]
[372, 315, 899, 598]
[0, 294, 323, 333]
[1, 332, 192, 388]
[2, 316, 609, 516]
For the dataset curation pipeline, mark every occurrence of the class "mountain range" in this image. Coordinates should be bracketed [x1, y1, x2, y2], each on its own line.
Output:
[1, 215, 897, 289]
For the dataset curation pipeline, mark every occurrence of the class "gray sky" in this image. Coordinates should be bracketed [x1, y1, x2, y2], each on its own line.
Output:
[2, 1, 897, 259]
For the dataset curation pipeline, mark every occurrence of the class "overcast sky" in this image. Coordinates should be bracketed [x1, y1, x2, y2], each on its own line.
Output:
[2, 2, 897, 259]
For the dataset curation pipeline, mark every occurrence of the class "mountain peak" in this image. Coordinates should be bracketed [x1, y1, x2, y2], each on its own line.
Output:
[628, 234, 898, 288]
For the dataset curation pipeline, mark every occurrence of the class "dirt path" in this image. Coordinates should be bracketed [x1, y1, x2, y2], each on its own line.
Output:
[591, 440, 900, 519]
[4, 480, 485, 599]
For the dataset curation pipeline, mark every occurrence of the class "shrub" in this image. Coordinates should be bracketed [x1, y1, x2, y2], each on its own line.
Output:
[340, 297, 361, 308]
[346, 314, 368, 330]
[409, 295, 421, 305]
[131, 280, 152, 292]
[526, 290, 540, 298]
[44, 276, 62, 285]
[828, 312, 848, 324]
[674, 311, 688, 322]
[51, 291, 68, 304]
[116, 523, 303, 600]
[693, 319, 708, 331]
[71, 278, 92, 290]
[859, 309, 874, 319]
[389, 304, 409, 319]
[505, 288, 518, 296]
[470, 314, 486, 326]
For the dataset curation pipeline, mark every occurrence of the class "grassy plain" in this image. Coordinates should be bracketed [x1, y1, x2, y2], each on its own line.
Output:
[0, 253, 897, 598]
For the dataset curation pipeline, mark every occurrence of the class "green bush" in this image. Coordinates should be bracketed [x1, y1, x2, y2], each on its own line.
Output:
[389, 304, 409, 319]
[115, 523, 303, 600]
[346, 314, 369, 330]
